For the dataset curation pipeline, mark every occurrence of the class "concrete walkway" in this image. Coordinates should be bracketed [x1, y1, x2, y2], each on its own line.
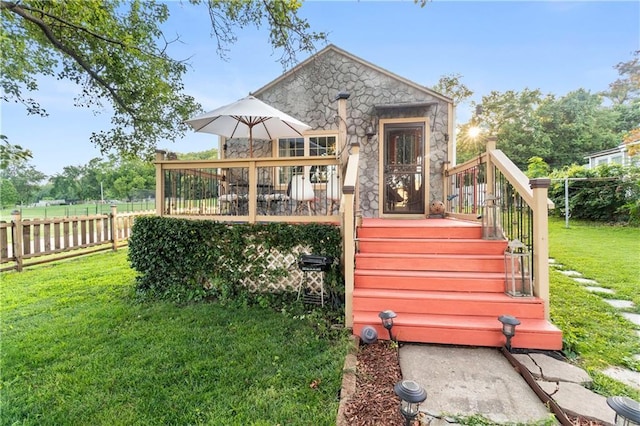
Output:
[399, 344, 619, 425]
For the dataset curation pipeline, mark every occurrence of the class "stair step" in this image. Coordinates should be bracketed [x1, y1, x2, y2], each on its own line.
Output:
[353, 313, 563, 350]
[359, 218, 481, 239]
[358, 238, 507, 255]
[356, 253, 505, 273]
[353, 288, 545, 318]
[355, 270, 506, 293]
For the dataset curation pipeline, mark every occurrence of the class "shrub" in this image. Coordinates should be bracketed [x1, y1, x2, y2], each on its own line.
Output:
[128, 217, 344, 307]
[548, 164, 640, 224]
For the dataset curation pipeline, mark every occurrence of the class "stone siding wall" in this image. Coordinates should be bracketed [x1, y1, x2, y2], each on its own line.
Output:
[228, 49, 450, 217]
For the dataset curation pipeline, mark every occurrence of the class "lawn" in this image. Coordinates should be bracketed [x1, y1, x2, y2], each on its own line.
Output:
[548, 217, 640, 399]
[0, 251, 349, 425]
[0, 201, 156, 221]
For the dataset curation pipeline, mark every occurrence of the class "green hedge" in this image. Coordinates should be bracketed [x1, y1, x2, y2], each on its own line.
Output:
[548, 164, 640, 224]
[128, 216, 344, 305]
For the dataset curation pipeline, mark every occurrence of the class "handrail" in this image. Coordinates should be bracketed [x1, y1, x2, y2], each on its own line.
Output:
[443, 143, 553, 320]
[341, 148, 360, 328]
[489, 150, 534, 207]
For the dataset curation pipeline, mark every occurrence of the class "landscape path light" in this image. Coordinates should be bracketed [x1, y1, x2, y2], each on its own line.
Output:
[498, 314, 521, 352]
[607, 396, 640, 426]
[394, 379, 427, 426]
[378, 310, 397, 341]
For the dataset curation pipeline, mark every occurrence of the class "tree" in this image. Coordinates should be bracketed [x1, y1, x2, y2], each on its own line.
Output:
[525, 156, 550, 178]
[431, 73, 473, 105]
[0, 178, 18, 208]
[0, 157, 46, 205]
[603, 50, 639, 105]
[536, 89, 619, 168]
[1, 1, 327, 158]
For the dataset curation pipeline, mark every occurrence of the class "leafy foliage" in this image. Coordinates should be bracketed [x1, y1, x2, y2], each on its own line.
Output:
[0, 135, 32, 170]
[603, 50, 639, 105]
[0, 155, 46, 204]
[0, 178, 18, 208]
[128, 216, 344, 308]
[1, 0, 200, 157]
[1, 0, 327, 157]
[525, 156, 550, 178]
[548, 164, 640, 224]
[430, 72, 473, 104]
[458, 50, 639, 168]
[48, 155, 155, 201]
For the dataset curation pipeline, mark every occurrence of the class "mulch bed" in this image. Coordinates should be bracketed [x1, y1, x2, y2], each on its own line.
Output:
[342, 340, 607, 426]
[342, 340, 404, 425]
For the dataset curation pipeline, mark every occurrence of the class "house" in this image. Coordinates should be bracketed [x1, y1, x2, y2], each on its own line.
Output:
[154, 45, 562, 350]
[585, 141, 639, 169]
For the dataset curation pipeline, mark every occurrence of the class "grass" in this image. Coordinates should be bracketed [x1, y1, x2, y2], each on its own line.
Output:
[0, 201, 156, 221]
[1, 251, 349, 425]
[548, 217, 640, 400]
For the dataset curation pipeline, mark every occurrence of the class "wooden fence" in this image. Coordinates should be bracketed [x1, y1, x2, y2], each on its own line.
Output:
[0, 206, 154, 272]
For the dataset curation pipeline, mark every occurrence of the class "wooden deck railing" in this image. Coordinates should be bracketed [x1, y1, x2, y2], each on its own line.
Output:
[154, 152, 342, 224]
[444, 138, 554, 318]
[341, 142, 360, 328]
[0, 206, 153, 272]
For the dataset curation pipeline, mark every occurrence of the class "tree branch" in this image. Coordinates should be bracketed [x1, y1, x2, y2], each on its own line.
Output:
[4, 1, 138, 117]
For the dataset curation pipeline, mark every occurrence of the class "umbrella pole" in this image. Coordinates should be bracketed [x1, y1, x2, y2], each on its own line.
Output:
[249, 126, 253, 158]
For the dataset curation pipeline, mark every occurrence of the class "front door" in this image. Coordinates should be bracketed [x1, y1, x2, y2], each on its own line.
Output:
[382, 121, 426, 215]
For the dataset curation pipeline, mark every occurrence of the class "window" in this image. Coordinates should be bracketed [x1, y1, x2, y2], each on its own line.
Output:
[277, 135, 337, 184]
[611, 155, 623, 165]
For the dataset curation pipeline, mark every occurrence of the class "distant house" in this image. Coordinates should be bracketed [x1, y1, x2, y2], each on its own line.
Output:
[585, 140, 639, 169]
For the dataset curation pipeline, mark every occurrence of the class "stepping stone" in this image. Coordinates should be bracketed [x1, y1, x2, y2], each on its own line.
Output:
[537, 381, 615, 425]
[622, 312, 640, 326]
[560, 270, 582, 277]
[573, 278, 598, 285]
[514, 353, 592, 385]
[550, 263, 564, 269]
[604, 299, 635, 309]
[548, 258, 556, 264]
[584, 286, 615, 294]
[601, 366, 640, 391]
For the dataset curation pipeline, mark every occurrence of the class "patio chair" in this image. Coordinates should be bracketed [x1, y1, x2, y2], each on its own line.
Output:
[290, 174, 315, 215]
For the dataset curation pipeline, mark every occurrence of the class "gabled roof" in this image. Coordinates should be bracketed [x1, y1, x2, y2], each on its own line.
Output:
[252, 44, 454, 104]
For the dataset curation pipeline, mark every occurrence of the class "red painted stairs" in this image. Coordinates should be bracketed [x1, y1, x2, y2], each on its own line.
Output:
[352, 218, 563, 350]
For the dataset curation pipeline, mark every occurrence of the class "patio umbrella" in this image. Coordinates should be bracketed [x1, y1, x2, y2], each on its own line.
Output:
[185, 95, 311, 157]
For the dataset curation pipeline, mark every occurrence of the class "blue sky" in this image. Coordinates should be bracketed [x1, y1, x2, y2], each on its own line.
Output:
[1, 1, 638, 176]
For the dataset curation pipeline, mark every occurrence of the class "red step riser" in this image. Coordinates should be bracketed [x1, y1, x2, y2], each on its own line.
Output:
[356, 256, 505, 273]
[353, 323, 562, 350]
[355, 274, 505, 293]
[353, 297, 545, 319]
[358, 227, 481, 239]
[358, 240, 506, 255]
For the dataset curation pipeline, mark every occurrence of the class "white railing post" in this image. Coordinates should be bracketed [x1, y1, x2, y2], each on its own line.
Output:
[530, 178, 551, 320]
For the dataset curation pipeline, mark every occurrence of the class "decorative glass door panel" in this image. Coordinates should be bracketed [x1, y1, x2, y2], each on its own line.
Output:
[383, 123, 425, 214]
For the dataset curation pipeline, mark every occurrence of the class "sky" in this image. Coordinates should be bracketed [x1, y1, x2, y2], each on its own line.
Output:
[1, 1, 638, 177]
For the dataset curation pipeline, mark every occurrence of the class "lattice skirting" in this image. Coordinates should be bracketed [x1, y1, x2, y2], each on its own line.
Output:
[240, 244, 325, 296]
